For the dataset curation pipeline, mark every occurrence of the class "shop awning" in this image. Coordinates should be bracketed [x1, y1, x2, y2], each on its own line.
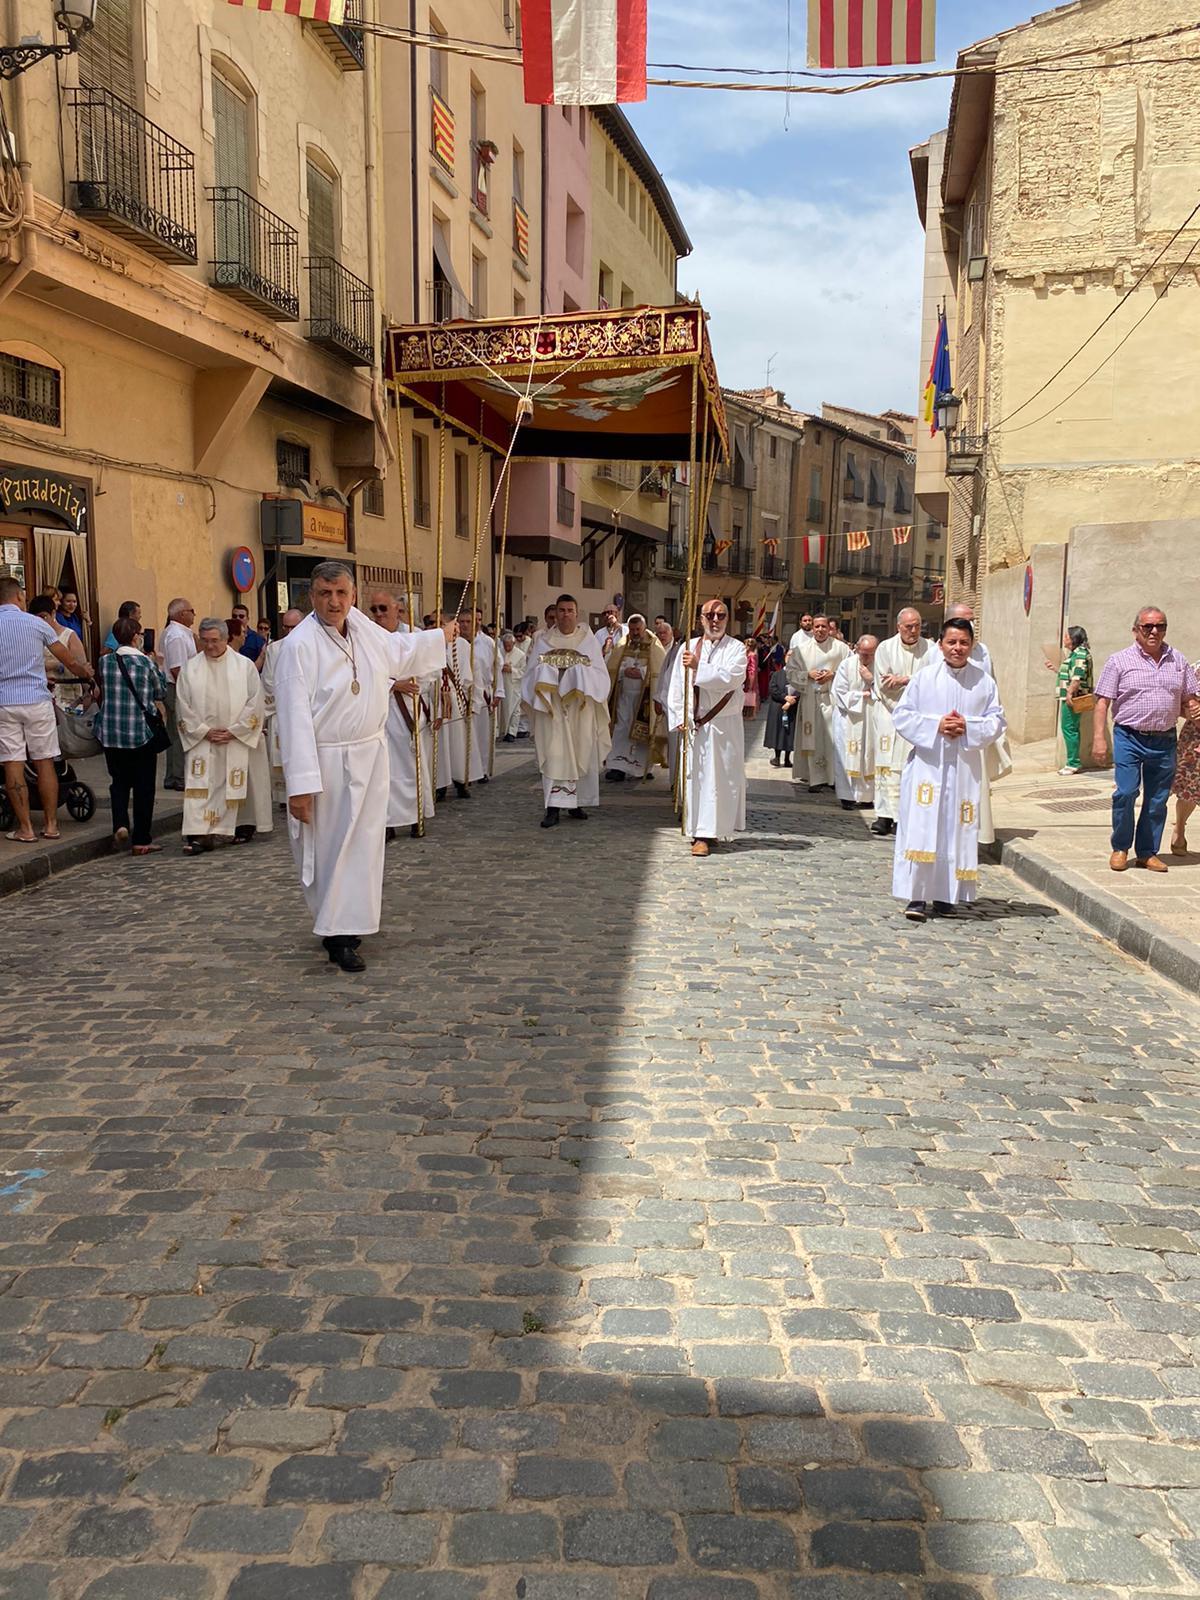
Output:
[386, 304, 728, 465]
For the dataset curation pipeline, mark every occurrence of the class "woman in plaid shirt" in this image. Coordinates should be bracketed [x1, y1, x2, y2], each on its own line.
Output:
[96, 617, 169, 855]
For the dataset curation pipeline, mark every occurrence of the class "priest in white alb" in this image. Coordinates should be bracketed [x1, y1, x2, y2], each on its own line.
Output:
[604, 614, 666, 783]
[892, 617, 1006, 923]
[177, 618, 272, 855]
[467, 614, 504, 783]
[666, 598, 748, 857]
[274, 561, 453, 971]
[261, 608, 302, 805]
[522, 592, 611, 829]
[785, 614, 850, 792]
[871, 607, 934, 837]
[435, 615, 485, 800]
[831, 635, 878, 810]
[367, 588, 435, 841]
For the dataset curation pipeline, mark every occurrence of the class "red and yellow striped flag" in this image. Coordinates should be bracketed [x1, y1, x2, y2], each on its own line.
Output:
[807, 0, 935, 68]
[227, 1, 347, 20]
[513, 200, 530, 262]
[431, 90, 455, 171]
[846, 530, 871, 552]
[892, 525, 912, 545]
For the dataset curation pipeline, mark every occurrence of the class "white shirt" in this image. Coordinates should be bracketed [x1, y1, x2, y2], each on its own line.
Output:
[162, 619, 198, 680]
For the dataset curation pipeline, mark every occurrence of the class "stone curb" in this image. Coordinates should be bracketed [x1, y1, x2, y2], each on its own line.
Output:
[0, 801, 183, 901]
[989, 832, 1200, 998]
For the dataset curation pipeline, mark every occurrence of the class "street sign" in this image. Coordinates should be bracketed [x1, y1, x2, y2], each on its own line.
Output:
[230, 546, 256, 594]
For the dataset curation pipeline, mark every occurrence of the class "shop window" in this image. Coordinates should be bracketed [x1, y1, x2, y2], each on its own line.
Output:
[0, 352, 62, 428]
[276, 438, 311, 487]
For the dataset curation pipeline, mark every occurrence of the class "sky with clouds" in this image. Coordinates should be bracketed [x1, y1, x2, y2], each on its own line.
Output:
[625, 0, 1043, 418]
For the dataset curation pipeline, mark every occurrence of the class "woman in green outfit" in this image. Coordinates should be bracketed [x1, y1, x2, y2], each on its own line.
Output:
[1050, 626, 1093, 774]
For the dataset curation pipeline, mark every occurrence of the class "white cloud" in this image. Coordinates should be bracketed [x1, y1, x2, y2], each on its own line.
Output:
[673, 181, 927, 416]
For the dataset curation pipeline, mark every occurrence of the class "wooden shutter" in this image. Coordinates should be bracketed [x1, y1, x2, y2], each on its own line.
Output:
[213, 73, 254, 193]
[78, 0, 137, 103]
[305, 161, 337, 259]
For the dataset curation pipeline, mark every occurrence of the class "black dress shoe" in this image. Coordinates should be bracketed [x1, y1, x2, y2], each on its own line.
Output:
[904, 901, 927, 922]
[454, 781, 471, 799]
[410, 823, 421, 839]
[435, 786, 447, 802]
[503, 734, 516, 743]
[932, 901, 956, 917]
[540, 808, 560, 829]
[478, 775, 489, 784]
[322, 936, 366, 971]
[870, 817, 893, 836]
[385, 827, 397, 842]
[567, 808, 588, 821]
[840, 799, 855, 811]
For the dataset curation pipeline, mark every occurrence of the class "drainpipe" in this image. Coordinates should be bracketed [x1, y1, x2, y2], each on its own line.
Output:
[362, 0, 392, 462]
[409, 0, 420, 321]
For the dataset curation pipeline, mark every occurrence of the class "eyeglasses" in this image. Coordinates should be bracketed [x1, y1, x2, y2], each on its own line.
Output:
[1138, 622, 1167, 632]
[368, 604, 391, 614]
[703, 611, 728, 621]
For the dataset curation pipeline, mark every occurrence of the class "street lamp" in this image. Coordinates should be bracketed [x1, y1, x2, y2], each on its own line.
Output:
[935, 391, 962, 436]
[0, 2, 96, 81]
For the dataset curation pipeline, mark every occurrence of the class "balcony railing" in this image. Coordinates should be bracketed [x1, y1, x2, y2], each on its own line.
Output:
[208, 188, 299, 322]
[310, 0, 365, 69]
[761, 554, 788, 582]
[431, 90, 455, 173]
[701, 550, 718, 573]
[947, 432, 987, 476]
[663, 546, 687, 572]
[305, 256, 374, 366]
[556, 486, 575, 526]
[69, 86, 196, 263]
[807, 497, 824, 522]
[728, 543, 752, 574]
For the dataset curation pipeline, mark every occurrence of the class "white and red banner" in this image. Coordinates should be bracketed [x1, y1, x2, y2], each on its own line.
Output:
[228, 0, 347, 21]
[523, 0, 648, 105]
[802, 535, 826, 566]
[807, 0, 936, 69]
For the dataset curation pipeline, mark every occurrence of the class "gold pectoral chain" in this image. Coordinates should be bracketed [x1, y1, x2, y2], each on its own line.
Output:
[324, 624, 361, 695]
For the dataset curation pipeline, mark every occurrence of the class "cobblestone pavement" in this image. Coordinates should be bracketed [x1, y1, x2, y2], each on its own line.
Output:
[2, 749, 1200, 1600]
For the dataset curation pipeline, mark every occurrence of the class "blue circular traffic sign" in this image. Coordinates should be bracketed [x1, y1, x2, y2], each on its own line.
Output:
[230, 546, 257, 594]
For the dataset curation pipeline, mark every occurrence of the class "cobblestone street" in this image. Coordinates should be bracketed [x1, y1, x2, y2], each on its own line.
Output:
[2, 753, 1200, 1600]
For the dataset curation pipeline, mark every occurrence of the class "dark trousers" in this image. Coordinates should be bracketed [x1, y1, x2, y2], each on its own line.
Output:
[1111, 724, 1176, 858]
[104, 744, 159, 847]
[163, 683, 184, 788]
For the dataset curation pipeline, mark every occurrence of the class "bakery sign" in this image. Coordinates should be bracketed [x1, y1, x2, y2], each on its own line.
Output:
[0, 465, 88, 534]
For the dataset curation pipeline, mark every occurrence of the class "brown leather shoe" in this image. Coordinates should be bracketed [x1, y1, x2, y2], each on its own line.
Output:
[691, 839, 710, 857]
[1135, 855, 1169, 873]
[1109, 850, 1128, 872]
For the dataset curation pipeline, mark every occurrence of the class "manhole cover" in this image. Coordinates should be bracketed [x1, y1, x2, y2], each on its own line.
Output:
[1036, 785, 1110, 800]
[1036, 798, 1112, 813]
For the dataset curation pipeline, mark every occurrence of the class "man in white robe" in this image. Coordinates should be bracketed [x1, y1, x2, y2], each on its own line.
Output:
[667, 599, 748, 857]
[832, 635, 879, 809]
[654, 620, 683, 790]
[500, 631, 527, 741]
[466, 614, 503, 781]
[785, 614, 850, 792]
[946, 602, 1009, 844]
[368, 589, 435, 841]
[605, 615, 666, 782]
[787, 614, 813, 652]
[522, 592, 611, 829]
[436, 617, 485, 799]
[593, 605, 628, 661]
[274, 561, 452, 971]
[872, 607, 934, 837]
[177, 618, 272, 852]
[892, 618, 1006, 922]
[261, 608, 302, 806]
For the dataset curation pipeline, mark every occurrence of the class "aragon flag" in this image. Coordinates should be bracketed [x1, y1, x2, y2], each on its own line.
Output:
[807, 0, 936, 69]
[523, 0, 648, 105]
[227, 1, 347, 23]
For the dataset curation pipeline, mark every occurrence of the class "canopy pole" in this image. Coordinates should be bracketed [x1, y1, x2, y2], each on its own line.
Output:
[492, 462, 513, 765]
[432, 394, 447, 794]
[465, 437, 486, 787]
[390, 388, 426, 838]
[678, 362, 701, 837]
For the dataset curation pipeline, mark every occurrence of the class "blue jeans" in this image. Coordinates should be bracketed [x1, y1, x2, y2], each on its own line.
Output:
[1111, 725, 1177, 858]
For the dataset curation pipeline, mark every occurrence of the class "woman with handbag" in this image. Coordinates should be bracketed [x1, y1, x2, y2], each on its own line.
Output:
[1170, 660, 1200, 857]
[96, 616, 170, 855]
[1049, 625, 1093, 775]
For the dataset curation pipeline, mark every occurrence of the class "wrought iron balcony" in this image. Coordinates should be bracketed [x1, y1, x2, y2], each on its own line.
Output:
[947, 432, 987, 476]
[305, 256, 374, 366]
[728, 543, 752, 574]
[208, 188, 299, 322]
[68, 86, 196, 263]
[556, 486, 575, 526]
[662, 546, 687, 573]
[309, 0, 365, 69]
[761, 554, 788, 582]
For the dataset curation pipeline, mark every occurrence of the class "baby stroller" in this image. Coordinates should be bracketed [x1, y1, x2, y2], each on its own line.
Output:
[0, 698, 98, 831]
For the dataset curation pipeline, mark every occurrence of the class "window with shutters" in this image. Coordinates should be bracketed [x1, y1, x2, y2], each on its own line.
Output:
[276, 439, 311, 488]
[213, 70, 254, 194]
[413, 433, 431, 527]
[305, 158, 338, 260]
[0, 351, 62, 430]
[78, 0, 138, 103]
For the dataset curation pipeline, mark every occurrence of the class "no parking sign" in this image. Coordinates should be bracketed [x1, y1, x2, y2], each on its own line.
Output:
[230, 546, 256, 595]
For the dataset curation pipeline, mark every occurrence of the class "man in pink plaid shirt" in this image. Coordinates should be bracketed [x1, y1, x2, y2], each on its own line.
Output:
[1093, 606, 1200, 873]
